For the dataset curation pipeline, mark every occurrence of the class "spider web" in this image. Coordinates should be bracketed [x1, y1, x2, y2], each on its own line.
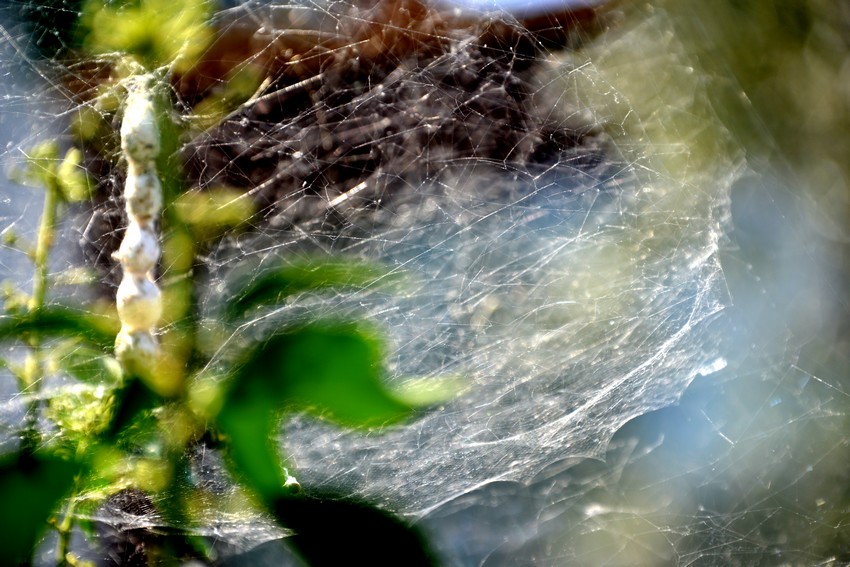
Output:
[1, 1, 849, 565]
[188, 0, 731, 517]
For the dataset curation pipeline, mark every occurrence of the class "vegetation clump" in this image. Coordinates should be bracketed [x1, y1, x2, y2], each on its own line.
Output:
[1, 1, 448, 564]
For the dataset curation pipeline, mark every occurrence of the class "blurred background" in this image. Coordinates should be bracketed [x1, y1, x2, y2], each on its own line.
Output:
[431, 1, 850, 564]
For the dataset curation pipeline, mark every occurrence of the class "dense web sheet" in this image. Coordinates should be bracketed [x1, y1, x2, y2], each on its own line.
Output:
[187, 0, 732, 517]
[1, 0, 849, 565]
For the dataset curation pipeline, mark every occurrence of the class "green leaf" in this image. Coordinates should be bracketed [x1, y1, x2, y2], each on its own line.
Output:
[56, 147, 93, 203]
[217, 324, 416, 500]
[173, 186, 255, 238]
[9, 140, 60, 189]
[226, 262, 400, 320]
[245, 325, 414, 427]
[0, 307, 116, 350]
[392, 375, 466, 407]
[103, 376, 164, 442]
[216, 389, 282, 500]
[273, 492, 437, 566]
[45, 383, 114, 452]
[80, 0, 213, 72]
[52, 341, 122, 385]
[0, 452, 81, 565]
[9, 143, 90, 204]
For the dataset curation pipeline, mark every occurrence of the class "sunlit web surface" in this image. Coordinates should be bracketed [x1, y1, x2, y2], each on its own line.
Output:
[2, 0, 850, 565]
[185, 0, 728, 517]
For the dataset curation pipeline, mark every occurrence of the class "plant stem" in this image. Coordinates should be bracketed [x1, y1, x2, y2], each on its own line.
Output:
[29, 176, 60, 312]
[21, 175, 62, 453]
[55, 474, 82, 567]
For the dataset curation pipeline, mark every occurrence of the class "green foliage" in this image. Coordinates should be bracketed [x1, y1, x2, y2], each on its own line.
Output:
[102, 376, 166, 442]
[48, 341, 123, 385]
[0, 454, 81, 565]
[10, 141, 93, 204]
[241, 325, 414, 427]
[0, 273, 443, 563]
[188, 65, 265, 130]
[79, 0, 214, 71]
[1, 140, 445, 565]
[0, 307, 117, 348]
[45, 383, 114, 455]
[172, 186, 256, 242]
[226, 262, 403, 320]
[0, 2, 452, 564]
[218, 324, 417, 500]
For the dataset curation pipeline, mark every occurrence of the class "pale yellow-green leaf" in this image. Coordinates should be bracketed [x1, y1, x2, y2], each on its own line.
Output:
[57, 148, 93, 202]
[81, 0, 213, 72]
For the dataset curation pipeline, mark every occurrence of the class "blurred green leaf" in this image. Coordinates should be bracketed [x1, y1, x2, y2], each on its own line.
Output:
[0, 453, 81, 565]
[52, 342, 122, 385]
[56, 147, 93, 202]
[217, 324, 416, 500]
[226, 262, 399, 320]
[80, 0, 213, 72]
[273, 491, 437, 566]
[0, 307, 117, 350]
[103, 376, 164, 442]
[10, 143, 91, 203]
[189, 65, 264, 130]
[46, 383, 113, 454]
[243, 325, 414, 427]
[173, 186, 256, 239]
[392, 375, 466, 407]
[9, 140, 60, 189]
[216, 386, 282, 500]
